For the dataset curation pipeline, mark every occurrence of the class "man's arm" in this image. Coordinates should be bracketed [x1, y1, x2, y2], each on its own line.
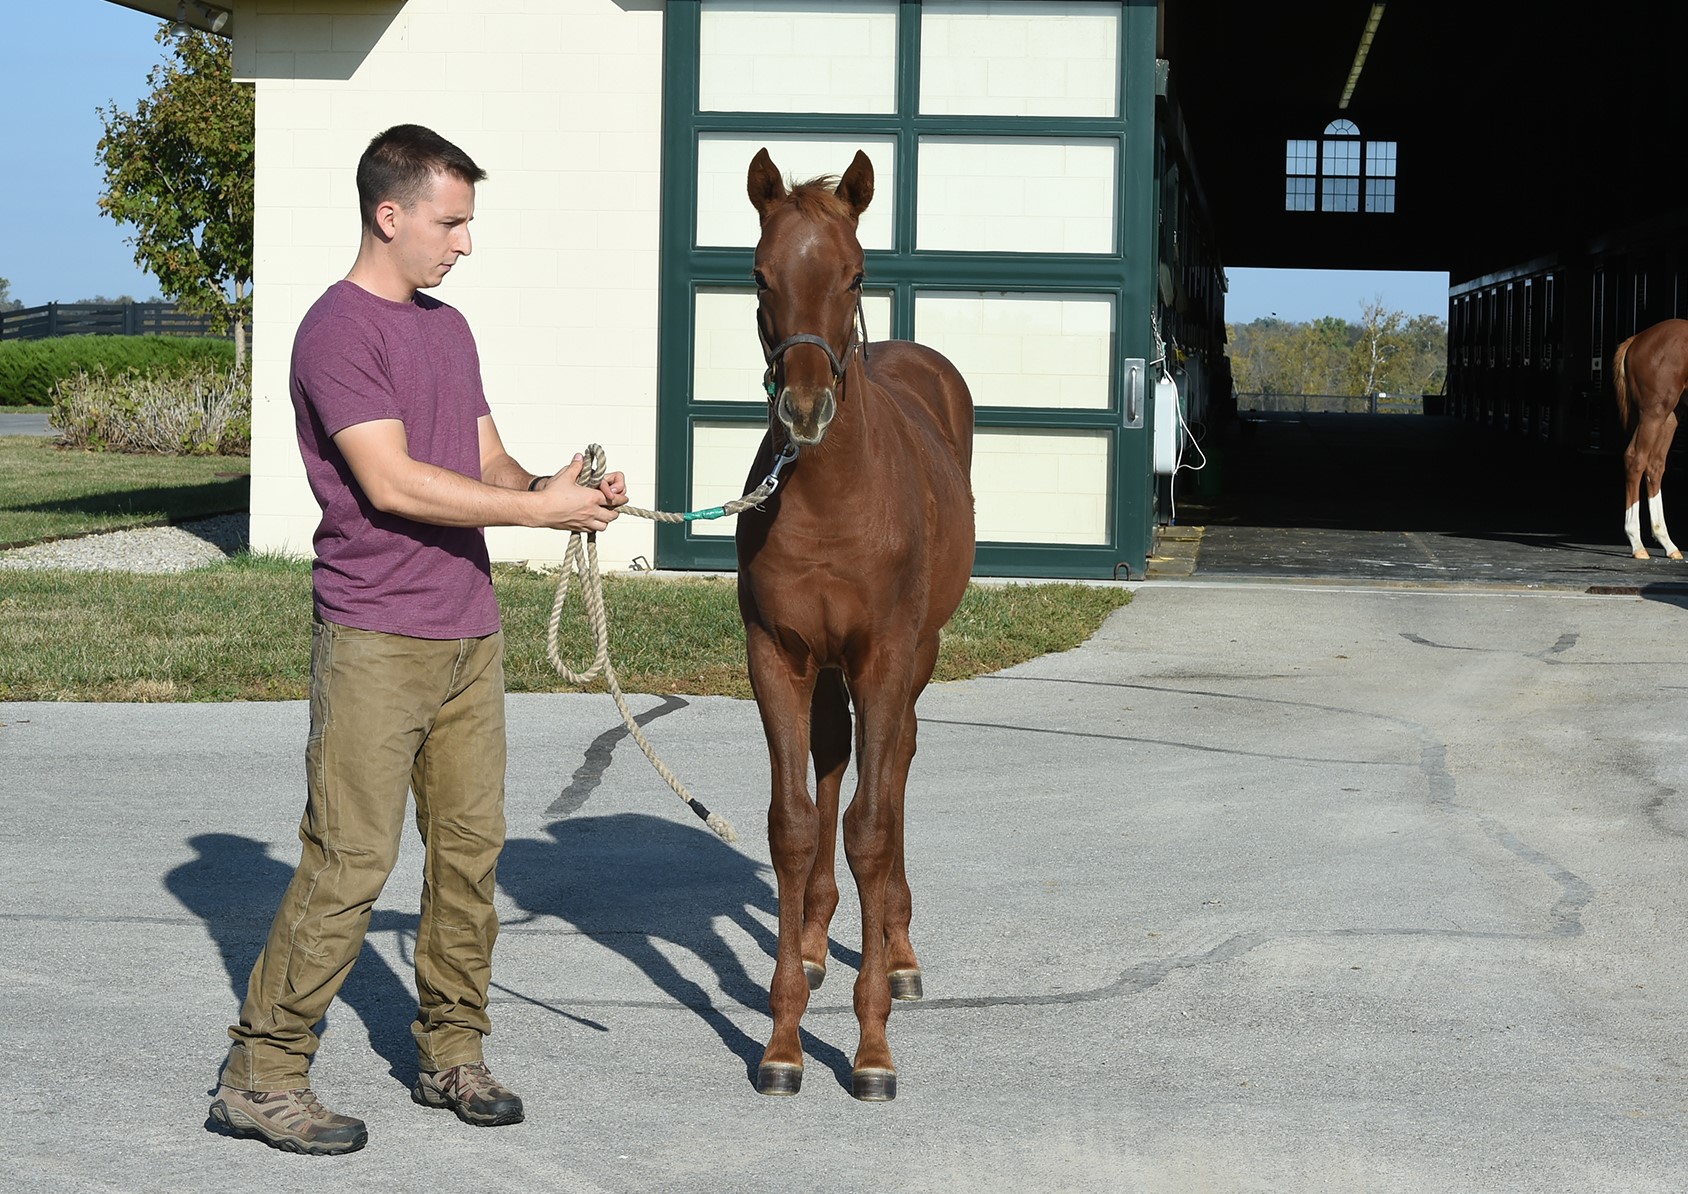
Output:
[332, 417, 619, 532]
[479, 415, 629, 507]
[477, 414, 539, 492]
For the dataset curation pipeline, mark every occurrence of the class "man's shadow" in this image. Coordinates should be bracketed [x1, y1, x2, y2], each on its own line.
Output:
[498, 813, 856, 1089]
[164, 833, 422, 1087]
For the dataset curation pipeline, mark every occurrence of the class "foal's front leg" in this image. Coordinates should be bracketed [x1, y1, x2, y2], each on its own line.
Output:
[801, 669, 850, 992]
[746, 628, 820, 1096]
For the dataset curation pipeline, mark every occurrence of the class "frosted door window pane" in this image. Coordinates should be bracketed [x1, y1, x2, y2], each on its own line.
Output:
[917, 137, 1116, 254]
[695, 287, 892, 403]
[694, 288, 764, 404]
[921, 1, 1119, 117]
[699, 1, 897, 114]
[697, 133, 897, 249]
[690, 422, 770, 537]
[915, 292, 1113, 409]
[973, 429, 1110, 544]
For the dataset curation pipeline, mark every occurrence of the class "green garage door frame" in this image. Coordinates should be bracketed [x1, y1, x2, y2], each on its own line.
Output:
[655, 0, 1159, 578]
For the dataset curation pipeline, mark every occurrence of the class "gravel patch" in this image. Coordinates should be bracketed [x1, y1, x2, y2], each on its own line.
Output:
[0, 514, 250, 573]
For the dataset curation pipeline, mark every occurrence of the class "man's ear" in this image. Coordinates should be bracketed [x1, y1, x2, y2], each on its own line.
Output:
[371, 198, 402, 241]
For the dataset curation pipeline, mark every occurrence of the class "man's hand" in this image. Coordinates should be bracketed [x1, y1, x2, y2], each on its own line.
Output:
[530, 454, 622, 532]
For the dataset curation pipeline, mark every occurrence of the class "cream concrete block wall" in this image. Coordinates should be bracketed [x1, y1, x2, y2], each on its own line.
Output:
[240, 0, 664, 568]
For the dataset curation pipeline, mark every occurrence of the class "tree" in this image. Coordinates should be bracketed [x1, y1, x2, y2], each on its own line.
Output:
[0, 277, 21, 312]
[97, 27, 254, 364]
[1347, 297, 1407, 397]
[1226, 304, 1448, 404]
[1400, 312, 1449, 395]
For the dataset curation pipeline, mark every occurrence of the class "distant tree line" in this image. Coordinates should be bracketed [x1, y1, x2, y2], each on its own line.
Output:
[1227, 298, 1448, 398]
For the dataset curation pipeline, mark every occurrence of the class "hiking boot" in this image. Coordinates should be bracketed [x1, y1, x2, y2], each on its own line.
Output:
[412, 1061, 525, 1126]
[209, 1085, 368, 1155]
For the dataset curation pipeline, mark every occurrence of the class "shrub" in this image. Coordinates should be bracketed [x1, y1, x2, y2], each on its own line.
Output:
[51, 363, 251, 456]
[0, 335, 236, 406]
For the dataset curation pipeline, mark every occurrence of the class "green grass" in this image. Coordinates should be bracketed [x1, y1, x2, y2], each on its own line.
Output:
[0, 436, 249, 547]
[0, 558, 1130, 702]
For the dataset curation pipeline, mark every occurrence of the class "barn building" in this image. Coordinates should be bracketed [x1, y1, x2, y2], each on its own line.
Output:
[105, 0, 1688, 579]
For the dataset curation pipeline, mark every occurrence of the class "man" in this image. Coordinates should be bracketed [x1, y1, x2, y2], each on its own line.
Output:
[209, 124, 626, 1155]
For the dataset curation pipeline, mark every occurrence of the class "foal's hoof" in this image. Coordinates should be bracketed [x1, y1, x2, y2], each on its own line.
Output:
[755, 1062, 803, 1096]
[1671, 551, 1684, 561]
[803, 960, 826, 991]
[851, 1067, 897, 1102]
[1634, 549, 1651, 559]
[888, 969, 924, 1001]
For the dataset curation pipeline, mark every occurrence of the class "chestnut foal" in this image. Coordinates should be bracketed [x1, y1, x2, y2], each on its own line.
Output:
[735, 148, 975, 1101]
[1615, 318, 1688, 559]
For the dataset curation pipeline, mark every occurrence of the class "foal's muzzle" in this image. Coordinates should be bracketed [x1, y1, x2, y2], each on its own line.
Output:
[763, 332, 849, 446]
[777, 387, 837, 445]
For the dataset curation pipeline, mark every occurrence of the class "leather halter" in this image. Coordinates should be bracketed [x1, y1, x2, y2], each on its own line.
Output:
[760, 293, 870, 399]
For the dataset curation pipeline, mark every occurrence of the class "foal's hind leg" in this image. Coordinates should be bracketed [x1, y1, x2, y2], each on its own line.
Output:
[801, 669, 850, 992]
[841, 645, 931, 1101]
[1627, 413, 1667, 557]
[882, 706, 923, 1002]
[1647, 412, 1683, 559]
[883, 635, 941, 1003]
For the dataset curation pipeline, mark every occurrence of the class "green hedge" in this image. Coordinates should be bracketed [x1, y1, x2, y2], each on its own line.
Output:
[0, 336, 237, 406]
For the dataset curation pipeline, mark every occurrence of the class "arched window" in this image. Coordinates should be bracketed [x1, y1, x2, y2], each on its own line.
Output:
[1286, 119, 1396, 213]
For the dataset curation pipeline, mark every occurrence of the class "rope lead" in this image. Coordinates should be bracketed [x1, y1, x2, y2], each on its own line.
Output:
[541, 441, 797, 844]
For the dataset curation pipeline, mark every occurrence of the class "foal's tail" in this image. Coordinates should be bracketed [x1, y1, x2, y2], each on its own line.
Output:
[1613, 336, 1635, 430]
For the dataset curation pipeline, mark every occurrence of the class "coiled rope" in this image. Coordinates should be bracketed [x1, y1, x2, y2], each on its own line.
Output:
[542, 442, 796, 843]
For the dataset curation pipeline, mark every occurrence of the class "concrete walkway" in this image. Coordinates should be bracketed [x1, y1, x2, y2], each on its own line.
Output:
[0, 411, 52, 436]
[4, 580, 1687, 1191]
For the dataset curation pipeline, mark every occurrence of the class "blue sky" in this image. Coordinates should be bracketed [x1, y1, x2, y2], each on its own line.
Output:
[1224, 267, 1450, 326]
[4, 2, 1452, 326]
[2, 2, 171, 306]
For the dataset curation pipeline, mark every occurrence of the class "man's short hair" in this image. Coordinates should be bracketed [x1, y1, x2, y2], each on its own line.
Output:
[356, 124, 487, 231]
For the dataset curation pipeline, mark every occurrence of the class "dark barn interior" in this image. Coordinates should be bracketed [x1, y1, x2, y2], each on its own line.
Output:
[1154, 1, 1688, 583]
[1159, 1, 1687, 279]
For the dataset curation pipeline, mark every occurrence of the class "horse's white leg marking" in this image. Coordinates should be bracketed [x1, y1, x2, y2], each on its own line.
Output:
[1649, 491, 1682, 559]
[1626, 501, 1649, 558]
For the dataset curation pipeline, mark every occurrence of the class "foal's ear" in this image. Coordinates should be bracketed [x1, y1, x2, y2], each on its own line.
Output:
[836, 151, 874, 222]
[747, 148, 788, 219]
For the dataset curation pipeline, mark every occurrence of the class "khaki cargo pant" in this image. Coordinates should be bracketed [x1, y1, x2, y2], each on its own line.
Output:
[223, 617, 507, 1091]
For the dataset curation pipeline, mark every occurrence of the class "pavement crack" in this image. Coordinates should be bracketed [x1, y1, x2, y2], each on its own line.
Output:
[979, 672, 1592, 940]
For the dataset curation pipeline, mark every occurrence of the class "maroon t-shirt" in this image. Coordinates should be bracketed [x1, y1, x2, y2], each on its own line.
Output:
[290, 280, 501, 639]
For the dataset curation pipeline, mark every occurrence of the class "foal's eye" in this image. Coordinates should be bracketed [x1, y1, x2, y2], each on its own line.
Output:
[753, 270, 769, 291]
[850, 273, 864, 292]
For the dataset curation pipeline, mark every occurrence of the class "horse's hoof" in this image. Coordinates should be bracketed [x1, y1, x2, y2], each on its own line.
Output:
[888, 969, 924, 1001]
[1671, 551, 1684, 561]
[803, 960, 826, 991]
[755, 1062, 803, 1096]
[1635, 549, 1651, 559]
[851, 1067, 897, 1102]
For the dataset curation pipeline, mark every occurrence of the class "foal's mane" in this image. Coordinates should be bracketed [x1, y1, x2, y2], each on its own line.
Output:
[786, 175, 849, 219]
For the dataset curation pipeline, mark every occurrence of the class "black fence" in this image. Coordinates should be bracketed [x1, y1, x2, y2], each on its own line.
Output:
[1237, 392, 1430, 416]
[0, 301, 231, 342]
